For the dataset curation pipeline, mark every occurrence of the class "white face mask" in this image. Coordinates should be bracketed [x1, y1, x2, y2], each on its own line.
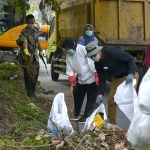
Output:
[27, 24, 34, 29]
[92, 54, 100, 62]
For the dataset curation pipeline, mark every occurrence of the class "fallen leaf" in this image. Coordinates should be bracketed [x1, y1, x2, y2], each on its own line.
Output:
[56, 141, 65, 149]
[99, 133, 105, 140]
[115, 142, 125, 149]
[35, 135, 41, 140]
[51, 140, 61, 144]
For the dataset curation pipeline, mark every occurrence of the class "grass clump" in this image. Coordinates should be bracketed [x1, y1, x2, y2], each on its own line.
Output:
[0, 62, 52, 150]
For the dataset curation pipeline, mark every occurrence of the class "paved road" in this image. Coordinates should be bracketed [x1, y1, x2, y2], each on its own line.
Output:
[38, 57, 130, 130]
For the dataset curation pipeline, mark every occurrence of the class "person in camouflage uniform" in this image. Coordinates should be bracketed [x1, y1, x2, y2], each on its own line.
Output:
[20, 14, 43, 98]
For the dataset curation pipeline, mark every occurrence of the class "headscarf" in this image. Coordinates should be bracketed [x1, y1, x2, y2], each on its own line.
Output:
[83, 24, 95, 46]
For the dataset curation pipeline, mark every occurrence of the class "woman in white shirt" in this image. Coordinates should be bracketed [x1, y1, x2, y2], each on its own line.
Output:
[63, 38, 99, 122]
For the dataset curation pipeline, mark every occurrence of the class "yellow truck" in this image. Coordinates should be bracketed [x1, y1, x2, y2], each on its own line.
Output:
[0, 0, 50, 62]
[47, 0, 149, 81]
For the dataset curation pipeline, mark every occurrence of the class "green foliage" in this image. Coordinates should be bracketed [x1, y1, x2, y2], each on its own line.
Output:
[9, 0, 62, 13]
[0, 62, 51, 149]
[0, 62, 23, 80]
[10, 0, 30, 12]
[39, 0, 62, 12]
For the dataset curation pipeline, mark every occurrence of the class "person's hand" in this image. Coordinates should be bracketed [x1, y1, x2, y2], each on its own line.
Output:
[39, 50, 43, 58]
[23, 49, 30, 56]
[69, 76, 76, 87]
[96, 96, 103, 105]
[125, 74, 133, 85]
[95, 72, 99, 86]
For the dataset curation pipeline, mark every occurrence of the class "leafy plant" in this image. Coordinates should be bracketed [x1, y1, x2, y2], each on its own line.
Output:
[39, 0, 62, 12]
[0, 62, 52, 149]
[9, 0, 63, 13]
[0, 62, 23, 80]
[10, 0, 30, 12]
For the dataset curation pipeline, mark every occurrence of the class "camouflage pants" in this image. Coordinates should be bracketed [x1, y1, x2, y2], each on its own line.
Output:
[23, 59, 39, 97]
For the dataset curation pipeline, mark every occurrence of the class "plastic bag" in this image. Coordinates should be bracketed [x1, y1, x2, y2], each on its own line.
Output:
[127, 69, 150, 150]
[91, 114, 104, 129]
[82, 103, 107, 132]
[114, 79, 138, 121]
[127, 107, 150, 150]
[47, 93, 74, 135]
[138, 68, 150, 114]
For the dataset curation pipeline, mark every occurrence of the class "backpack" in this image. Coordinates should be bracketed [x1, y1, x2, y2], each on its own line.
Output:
[16, 32, 27, 47]
[16, 35, 23, 47]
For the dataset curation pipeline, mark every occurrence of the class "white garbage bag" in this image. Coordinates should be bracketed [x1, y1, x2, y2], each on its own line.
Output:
[127, 68, 150, 150]
[47, 93, 74, 135]
[138, 69, 150, 114]
[114, 79, 138, 121]
[127, 107, 150, 150]
[82, 103, 107, 132]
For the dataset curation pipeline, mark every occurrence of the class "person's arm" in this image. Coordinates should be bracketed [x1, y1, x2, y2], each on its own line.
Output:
[20, 32, 27, 49]
[95, 65, 106, 104]
[23, 42, 27, 49]
[94, 61, 106, 96]
[20, 32, 30, 57]
[77, 36, 85, 46]
[97, 68, 106, 96]
[66, 56, 74, 76]
[87, 58, 96, 73]
[66, 56, 77, 86]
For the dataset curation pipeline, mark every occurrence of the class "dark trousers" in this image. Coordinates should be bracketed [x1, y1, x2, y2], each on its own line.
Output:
[73, 82, 98, 117]
[23, 61, 39, 97]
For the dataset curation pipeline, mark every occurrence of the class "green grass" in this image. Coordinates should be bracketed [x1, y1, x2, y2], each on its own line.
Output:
[0, 62, 52, 150]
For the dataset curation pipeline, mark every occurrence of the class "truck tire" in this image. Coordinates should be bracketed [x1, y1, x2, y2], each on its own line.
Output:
[51, 55, 59, 81]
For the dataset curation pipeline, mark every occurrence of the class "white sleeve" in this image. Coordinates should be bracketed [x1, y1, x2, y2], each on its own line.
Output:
[77, 44, 87, 57]
[66, 56, 74, 77]
[87, 58, 96, 73]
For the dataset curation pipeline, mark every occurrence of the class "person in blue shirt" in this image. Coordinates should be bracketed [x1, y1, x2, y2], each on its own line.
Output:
[78, 24, 98, 46]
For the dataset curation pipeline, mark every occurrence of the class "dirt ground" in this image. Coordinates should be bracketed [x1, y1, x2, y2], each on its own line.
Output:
[0, 99, 17, 134]
[0, 90, 53, 135]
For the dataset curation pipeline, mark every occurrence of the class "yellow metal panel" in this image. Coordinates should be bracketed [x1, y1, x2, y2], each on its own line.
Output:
[119, 1, 144, 40]
[146, 2, 150, 40]
[56, 0, 150, 48]
[57, 4, 89, 44]
[59, 0, 90, 9]
[94, 0, 118, 42]
[94, 0, 150, 45]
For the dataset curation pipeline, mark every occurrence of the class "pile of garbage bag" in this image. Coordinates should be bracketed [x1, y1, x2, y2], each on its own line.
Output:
[41, 92, 134, 149]
[127, 68, 150, 150]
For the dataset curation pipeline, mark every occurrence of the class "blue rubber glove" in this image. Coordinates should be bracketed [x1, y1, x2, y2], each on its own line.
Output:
[125, 73, 133, 85]
[96, 97, 103, 105]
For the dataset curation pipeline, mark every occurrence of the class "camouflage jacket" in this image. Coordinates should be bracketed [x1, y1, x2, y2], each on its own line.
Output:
[20, 26, 39, 61]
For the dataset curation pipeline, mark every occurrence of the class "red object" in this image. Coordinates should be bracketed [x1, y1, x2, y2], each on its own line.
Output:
[95, 72, 99, 86]
[69, 76, 76, 87]
[145, 44, 150, 68]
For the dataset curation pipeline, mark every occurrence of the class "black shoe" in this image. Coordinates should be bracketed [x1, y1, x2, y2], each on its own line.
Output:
[77, 115, 87, 123]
